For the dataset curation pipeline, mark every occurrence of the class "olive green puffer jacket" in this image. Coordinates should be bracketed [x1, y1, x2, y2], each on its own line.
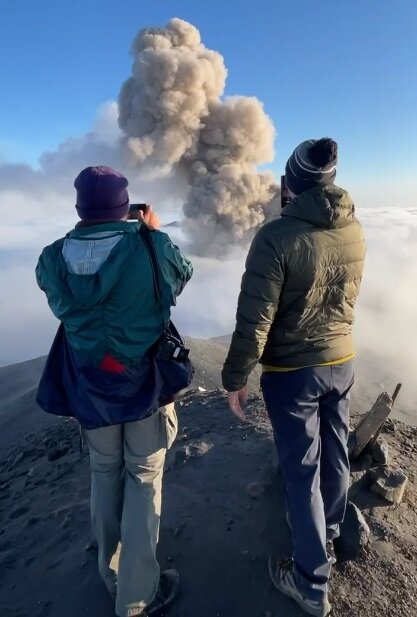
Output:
[222, 185, 366, 392]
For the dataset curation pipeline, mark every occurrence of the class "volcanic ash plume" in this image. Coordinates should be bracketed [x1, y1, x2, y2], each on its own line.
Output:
[118, 18, 279, 254]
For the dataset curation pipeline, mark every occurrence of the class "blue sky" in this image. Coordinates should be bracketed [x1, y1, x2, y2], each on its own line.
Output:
[0, 0, 416, 205]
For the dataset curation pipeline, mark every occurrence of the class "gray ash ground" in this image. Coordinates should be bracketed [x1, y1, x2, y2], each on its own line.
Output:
[0, 389, 416, 617]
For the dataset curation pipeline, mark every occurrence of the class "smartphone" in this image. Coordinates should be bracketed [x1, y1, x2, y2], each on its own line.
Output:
[128, 203, 148, 220]
[280, 175, 292, 209]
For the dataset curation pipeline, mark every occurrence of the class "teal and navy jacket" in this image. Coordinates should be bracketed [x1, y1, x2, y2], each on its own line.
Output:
[36, 221, 193, 428]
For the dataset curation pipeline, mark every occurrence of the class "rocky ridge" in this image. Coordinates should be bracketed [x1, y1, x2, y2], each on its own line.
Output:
[0, 389, 416, 616]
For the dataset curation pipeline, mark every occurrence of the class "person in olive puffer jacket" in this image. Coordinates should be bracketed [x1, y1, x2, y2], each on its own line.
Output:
[222, 139, 366, 617]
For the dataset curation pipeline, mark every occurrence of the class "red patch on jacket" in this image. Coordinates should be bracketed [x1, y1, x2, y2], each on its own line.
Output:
[99, 354, 127, 374]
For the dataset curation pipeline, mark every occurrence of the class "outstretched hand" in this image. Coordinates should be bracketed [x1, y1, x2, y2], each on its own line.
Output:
[227, 385, 248, 422]
[138, 205, 160, 230]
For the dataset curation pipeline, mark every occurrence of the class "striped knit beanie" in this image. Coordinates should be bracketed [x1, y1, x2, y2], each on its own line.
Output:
[285, 138, 338, 196]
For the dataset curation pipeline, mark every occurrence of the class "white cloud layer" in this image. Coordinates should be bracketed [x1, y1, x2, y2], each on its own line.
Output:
[1, 198, 416, 423]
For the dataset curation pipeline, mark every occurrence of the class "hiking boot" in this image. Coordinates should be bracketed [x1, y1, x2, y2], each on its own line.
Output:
[146, 569, 180, 616]
[268, 557, 332, 617]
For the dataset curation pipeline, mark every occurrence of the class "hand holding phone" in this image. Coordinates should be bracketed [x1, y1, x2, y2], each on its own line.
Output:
[128, 203, 160, 229]
[128, 203, 148, 219]
[138, 204, 161, 230]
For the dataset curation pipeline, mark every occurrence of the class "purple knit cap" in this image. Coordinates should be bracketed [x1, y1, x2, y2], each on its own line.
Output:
[74, 165, 129, 220]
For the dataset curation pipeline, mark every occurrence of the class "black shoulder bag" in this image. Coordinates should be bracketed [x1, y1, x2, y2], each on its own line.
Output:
[140, 225, 194, 405]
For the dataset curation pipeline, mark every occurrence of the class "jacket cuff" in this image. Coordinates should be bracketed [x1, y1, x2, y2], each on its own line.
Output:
[221, 368, 247, 392]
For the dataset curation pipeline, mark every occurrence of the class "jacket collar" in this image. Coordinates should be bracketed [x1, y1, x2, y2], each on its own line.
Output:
[68, 221, 140, 238]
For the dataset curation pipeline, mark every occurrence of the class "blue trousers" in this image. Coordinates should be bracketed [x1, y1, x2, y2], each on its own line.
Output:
[261, 362, 354, 601]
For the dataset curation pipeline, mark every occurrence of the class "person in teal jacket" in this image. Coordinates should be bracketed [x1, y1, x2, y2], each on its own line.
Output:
[36, 165, 193, 617]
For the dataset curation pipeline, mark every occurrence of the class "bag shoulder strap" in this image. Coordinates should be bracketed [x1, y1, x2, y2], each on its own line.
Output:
[139, 226, 166, 334]
[139, 226, 184, 344]
[139, 225, 162, 304]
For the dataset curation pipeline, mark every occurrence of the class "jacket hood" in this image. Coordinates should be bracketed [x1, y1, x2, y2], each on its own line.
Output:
[281, 185, 356, 229]
[37, 222, 140, 312]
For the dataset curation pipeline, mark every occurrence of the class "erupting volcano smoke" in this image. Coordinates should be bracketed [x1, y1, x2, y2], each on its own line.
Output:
[118, 18, 279, 254]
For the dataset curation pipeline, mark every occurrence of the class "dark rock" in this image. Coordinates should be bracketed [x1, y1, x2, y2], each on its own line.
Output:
[370, 468, 408, 504]
[173, 442, 212, 468]
[369, 438, 390, 465]
[382, 418, 396, 433]
[359, 453, 373, 469]
[334, 501, 370, 560]
[351, 451, 373, 471]
[47, 447, 69, 462]
[368, 466, 391, 483]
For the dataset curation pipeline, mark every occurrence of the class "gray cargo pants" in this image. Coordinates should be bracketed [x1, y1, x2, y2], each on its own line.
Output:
[261, 362, 354, 602]
[85, 404, 178, 617]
